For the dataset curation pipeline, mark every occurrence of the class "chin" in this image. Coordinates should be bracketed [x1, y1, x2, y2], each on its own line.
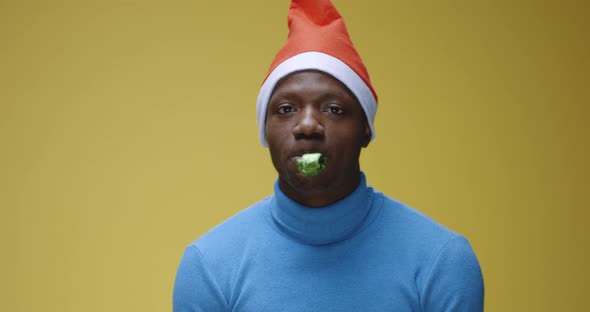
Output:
[294, 170, 336, 191]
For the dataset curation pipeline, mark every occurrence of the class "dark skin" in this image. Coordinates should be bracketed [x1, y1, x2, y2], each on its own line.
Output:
[265, 70, 371, 207]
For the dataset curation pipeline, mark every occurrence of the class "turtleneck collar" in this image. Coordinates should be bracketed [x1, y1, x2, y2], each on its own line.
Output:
[269, 172, 374, 245]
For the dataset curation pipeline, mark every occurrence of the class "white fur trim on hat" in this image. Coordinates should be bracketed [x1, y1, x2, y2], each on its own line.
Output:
[256, 51, 377, 147]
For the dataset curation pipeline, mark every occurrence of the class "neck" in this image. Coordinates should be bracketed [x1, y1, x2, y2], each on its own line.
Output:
[270, 171, 373, 245]
[278, 169, 361, 208]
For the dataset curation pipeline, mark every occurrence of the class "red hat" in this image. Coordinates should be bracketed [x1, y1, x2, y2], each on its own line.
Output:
[256, 0, 378, 147]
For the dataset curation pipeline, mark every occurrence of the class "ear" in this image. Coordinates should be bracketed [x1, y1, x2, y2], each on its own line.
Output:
[361, 122, 371, 148]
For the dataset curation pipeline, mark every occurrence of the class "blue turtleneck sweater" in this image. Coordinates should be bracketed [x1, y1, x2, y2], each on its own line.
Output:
[173, 174, 484, 311]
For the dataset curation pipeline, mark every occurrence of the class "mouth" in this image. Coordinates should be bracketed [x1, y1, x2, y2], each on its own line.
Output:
[291, 149, 325, 158]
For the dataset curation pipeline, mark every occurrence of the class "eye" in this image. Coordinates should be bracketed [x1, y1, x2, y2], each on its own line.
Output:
[276, 104, 296, 114]
[327, 105, 344, 115]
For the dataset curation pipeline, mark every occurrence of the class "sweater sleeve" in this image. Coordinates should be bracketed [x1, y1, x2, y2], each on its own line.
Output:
[173, 245, 227, 312]
[420, 235, 485, 312]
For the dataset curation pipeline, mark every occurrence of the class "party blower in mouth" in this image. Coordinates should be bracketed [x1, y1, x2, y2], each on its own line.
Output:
[296, 153, 326, 176]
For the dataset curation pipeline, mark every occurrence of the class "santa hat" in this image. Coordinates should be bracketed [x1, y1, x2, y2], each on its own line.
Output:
[256, 0, 378, 147]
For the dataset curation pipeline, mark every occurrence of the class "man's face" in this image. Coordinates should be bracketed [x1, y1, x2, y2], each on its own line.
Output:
[265, 70, 371, 203]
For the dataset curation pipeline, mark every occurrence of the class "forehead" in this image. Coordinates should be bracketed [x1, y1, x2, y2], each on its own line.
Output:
[271, 70, 359, 102]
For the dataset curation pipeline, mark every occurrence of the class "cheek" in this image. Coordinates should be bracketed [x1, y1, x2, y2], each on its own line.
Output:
[329, 124, 365, 143]
[326, 128, 366, 157]
[266, 120, 291, 142]
[265, 129, 279, 147]
[266, 126, 289, 157]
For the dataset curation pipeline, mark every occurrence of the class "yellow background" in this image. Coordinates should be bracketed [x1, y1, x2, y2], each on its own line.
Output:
[1, 0, 587, 311]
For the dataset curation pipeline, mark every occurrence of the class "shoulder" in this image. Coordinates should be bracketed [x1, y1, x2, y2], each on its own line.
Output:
[190, 195, 273, 254]
[373, 191, 459, 247]
[420, 234, 484, 310]
[370, 191, 484, 310]
[375, 191, 480, 263]
[174, 198, 274, 310]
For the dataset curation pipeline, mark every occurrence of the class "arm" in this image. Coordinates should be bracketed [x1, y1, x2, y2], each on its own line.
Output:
[421, 235, 485, 311]
[173, 245, 227, 312]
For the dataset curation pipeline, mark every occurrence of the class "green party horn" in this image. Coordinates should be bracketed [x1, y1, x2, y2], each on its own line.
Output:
[296, 153, 326, 176]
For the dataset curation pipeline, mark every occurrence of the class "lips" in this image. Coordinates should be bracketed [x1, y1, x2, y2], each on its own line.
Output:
[289, 148, 326, 158]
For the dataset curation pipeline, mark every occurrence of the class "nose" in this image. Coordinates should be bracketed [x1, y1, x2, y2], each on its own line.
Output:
[292, 106, 324, 140]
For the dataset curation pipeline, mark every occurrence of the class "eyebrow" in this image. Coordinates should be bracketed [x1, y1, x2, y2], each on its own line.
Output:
[318, 92, 352, 101]
[269, 92, 299, 100]
[270, 91, 352, 102]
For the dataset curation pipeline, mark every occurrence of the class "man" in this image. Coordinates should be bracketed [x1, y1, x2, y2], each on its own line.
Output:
[173, 0, 484, 311]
